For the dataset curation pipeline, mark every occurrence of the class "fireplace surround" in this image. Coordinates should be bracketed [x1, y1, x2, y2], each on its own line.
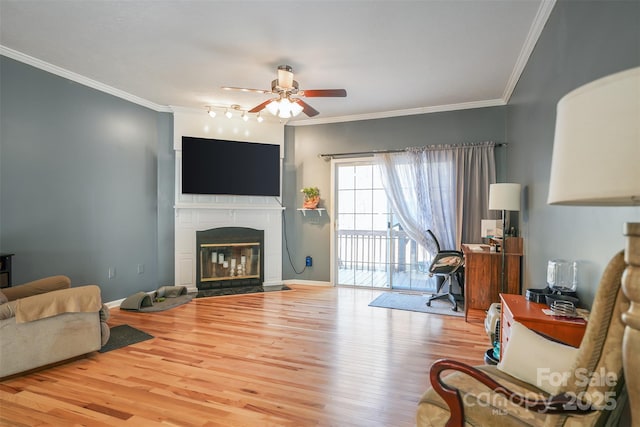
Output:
[173, 201, 283, 295]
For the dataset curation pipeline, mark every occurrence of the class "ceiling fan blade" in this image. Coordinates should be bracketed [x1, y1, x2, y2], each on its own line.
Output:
[300, 89, 347, 97]
[248, 99, 274, 113]
[295, 99, 320, 117]
[222, 86, 271, 95]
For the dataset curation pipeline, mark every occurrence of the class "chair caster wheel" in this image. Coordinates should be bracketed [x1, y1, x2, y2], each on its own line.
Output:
[426, 301, 431, 307]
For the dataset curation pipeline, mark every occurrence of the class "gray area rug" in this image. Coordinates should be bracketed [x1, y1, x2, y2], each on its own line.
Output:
[99, 324, 153, 353]
[369, 292, 464, 317]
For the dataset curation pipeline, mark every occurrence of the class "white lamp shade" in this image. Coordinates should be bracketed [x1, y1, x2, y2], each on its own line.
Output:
[277, 98, 292, 118]
[265, 100, 279, 116]
[489, 183, 521, 211]
[548, 67, 640, 206]
[277, 67, 294, 89]
[290, 100, 304, 117]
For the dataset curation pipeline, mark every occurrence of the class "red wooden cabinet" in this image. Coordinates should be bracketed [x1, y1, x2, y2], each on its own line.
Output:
[500, 293, 587, 359]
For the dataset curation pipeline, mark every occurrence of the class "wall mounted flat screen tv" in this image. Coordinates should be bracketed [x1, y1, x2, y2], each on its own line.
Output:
[182, 136, 281, 196]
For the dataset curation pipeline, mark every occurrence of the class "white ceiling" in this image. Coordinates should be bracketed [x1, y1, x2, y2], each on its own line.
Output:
[0, 0, 554, 125]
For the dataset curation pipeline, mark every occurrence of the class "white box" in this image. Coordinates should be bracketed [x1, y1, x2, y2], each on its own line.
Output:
[481, 219, 502, 238]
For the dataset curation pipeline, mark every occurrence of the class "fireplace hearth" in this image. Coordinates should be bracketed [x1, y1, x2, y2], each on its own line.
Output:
[196, 227, 264, 297]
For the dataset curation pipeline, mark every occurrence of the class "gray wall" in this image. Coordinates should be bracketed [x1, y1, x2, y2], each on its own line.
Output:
[283, 0, 640, 306]
[507, 0, 640, 306]
[282, 107, 508, 281]
[2, 0, 637, 306]
[0, 56, 174, 302]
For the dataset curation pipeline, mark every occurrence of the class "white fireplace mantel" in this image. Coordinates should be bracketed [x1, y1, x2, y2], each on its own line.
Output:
[174, 206, 283, 293]
[174, 203, 285, 211]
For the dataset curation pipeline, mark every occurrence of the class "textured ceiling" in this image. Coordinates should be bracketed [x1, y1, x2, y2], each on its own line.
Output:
[0, 0, 553, 124]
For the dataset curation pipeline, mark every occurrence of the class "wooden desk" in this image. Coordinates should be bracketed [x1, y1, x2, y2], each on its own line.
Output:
[462, 238, 523, 321]
[500, 294, 587, 359]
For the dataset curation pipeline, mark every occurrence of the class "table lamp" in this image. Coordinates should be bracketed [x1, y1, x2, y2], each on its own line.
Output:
[489, 183, 521, 293]
[547, 66, 640, 422]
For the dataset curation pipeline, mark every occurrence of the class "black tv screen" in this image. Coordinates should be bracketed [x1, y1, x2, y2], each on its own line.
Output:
[182, 137, 281, 196]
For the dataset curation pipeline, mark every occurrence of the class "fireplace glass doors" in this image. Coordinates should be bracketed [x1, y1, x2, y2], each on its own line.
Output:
[200, 243, 260, 282]
[195, 227, 265, 294]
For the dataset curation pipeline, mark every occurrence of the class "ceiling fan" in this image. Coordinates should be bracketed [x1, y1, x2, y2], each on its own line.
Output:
[221, 65, 347, 118]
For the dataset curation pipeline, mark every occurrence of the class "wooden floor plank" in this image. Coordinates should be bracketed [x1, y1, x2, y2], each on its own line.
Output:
[0, 285, 488, 426]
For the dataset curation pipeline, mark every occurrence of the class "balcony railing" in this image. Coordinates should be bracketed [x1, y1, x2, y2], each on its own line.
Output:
[337, 229, 437, 290]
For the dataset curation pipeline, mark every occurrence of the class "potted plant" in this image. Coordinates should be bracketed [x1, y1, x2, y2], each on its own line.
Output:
[301, 186, 320, 209]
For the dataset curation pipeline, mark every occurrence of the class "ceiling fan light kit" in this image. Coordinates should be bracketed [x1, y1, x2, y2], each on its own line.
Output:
[221, 64, 347, 119]
[265, 97, 305, 119]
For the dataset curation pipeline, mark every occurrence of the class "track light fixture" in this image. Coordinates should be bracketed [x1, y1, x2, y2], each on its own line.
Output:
[204, 105, 264, 123]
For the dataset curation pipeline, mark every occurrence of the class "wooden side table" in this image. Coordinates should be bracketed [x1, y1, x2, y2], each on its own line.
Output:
[500, 293, 587, 359]
[462, 238, 523, 320]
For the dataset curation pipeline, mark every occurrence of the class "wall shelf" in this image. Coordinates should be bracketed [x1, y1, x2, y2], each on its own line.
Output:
[297, 208, 326, 216]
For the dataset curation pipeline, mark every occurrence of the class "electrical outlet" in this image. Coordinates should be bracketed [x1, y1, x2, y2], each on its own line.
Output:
[108, 267, 116, 279]
[305, 256, 313, 267]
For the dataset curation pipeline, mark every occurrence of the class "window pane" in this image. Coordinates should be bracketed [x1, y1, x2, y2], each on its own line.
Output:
[355, 190, 372, 214]
[354, 164, 373, 189]
[338, 214, 355, 230]
[338, 166, 355, 189]
[372, 213, 388, 231]
[372, 165, 384, 188]
[338, 189, 355, 213]
[372, 189, 388, 213]
[353, 214, 372, 230]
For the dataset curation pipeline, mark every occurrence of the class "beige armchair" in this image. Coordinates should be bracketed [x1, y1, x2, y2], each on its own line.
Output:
[0, 276, 110, 378]
[417, 251, 629, 427]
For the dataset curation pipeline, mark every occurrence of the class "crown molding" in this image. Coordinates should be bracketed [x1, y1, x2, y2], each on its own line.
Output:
[0, 45, 172, 113]
[502, 0, 556, 103]
[3, 0, 554, 128]
[288, 98, 507, 126]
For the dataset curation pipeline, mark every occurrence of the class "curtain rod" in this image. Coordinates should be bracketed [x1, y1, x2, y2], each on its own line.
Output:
[318, 142, 508, 160]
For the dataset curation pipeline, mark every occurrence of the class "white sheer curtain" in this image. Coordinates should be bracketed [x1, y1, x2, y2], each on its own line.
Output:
[376, 142, 495, 256]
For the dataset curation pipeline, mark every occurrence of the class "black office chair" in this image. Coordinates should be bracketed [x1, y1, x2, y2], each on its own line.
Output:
[425, 229, 465, 311]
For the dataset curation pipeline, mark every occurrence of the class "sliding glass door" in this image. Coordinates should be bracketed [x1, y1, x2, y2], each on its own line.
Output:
[332, 159, 437, 291]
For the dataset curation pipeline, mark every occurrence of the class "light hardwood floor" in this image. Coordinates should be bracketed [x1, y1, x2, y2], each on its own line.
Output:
[0, 285, 487, 426]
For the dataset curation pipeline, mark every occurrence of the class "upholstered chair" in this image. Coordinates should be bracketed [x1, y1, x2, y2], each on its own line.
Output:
[417, 251, 629, 427]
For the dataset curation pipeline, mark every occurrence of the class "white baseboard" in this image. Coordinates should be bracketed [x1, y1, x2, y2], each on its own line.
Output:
[283, 279, 333, 287]
[105, 298, 125, 309]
